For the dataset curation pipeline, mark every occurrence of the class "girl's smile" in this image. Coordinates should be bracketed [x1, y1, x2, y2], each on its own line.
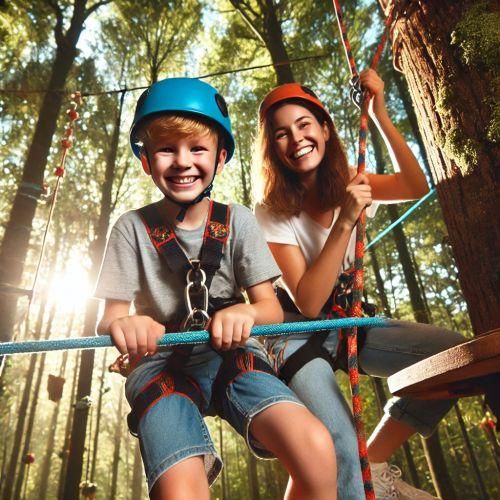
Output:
[272, 103, 330, 175]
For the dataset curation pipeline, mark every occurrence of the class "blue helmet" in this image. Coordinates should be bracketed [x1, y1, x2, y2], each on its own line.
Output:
[130, 77, 235, 161]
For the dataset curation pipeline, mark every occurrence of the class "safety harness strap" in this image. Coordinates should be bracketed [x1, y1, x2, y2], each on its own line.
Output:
[211, 349, 276, 416]
[127, 369, 203, 436]
[279, 332, 331, 384]
[139, 200, 230, 289]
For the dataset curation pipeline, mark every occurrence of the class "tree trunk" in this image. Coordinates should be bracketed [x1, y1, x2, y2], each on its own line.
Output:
[57, 351, 80, 500]
[0, 0, 90, 357]
[109, 388, 124, 500]
[13, 304, 56, 500]
[63, 88, 124, 499]
[38, 313, 75, 500]
[131, 441, 144, 500]
[90, 352, 108, 482]
[262, 0, 294, 84]
[370, 121, 456, 498]
[2, 296, 48, 500]
[247, 451, 260, 500]
[454, 404, 489, 499]
[381, 0, 499, 335]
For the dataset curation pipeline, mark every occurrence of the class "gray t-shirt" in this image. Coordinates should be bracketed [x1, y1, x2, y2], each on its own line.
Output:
[95, 201, 281, 324]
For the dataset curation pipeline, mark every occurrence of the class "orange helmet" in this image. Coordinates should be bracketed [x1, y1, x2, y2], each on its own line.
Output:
[259, 83, 329, 123]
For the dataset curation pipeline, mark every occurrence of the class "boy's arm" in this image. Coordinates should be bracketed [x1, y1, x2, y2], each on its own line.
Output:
[97, 299, 165, 357]
[210, 280, 282, 351]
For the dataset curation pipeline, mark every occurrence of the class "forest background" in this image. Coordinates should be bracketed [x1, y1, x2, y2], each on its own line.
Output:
[0, 1, 498, 499]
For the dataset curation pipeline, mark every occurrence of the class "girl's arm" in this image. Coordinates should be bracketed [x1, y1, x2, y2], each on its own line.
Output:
[269, 175, 372, 318]
[360, 69, 429, 202]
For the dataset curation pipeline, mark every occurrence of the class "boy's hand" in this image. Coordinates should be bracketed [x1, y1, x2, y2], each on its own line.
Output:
[337, 173, 373, 229]
[109, 315, 165, 358]
[210, 304, 255, 351]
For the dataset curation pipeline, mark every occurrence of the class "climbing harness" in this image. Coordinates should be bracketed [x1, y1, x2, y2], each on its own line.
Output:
[126, 200, 273, 435]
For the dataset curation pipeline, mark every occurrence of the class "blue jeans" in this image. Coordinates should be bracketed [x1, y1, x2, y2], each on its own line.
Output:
[125, 338, 302, 492]
[266, 319, 464, 500]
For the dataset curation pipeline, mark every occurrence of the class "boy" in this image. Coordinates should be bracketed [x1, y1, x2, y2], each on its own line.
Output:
[95, 77, 337, 499]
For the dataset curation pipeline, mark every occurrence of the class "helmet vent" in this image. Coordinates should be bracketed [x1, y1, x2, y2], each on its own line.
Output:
[300, 86, 319, 99]
[214, 94, 229, 117]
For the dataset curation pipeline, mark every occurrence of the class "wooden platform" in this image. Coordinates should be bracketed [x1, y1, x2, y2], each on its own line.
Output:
[387, 329, 500, 399]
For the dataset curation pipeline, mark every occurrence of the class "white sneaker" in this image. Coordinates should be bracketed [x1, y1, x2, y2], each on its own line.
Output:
[371, 462, 439, 499]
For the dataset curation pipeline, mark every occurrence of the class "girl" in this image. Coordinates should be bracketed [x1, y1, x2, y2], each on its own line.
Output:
[254, 69, 463, 500]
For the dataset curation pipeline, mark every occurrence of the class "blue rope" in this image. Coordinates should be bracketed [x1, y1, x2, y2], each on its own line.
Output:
[367, 188, 436, 250]
[0, 317, 389, 356]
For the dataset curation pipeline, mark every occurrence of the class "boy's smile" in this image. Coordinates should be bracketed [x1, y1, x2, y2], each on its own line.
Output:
[143, 133, 226, 205]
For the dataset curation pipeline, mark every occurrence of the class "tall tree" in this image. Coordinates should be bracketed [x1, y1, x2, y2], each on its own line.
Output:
[380, 0, 499, 335]
[0, 0, 112, 371]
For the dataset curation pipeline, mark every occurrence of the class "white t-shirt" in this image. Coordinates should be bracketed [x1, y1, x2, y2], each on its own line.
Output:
[254, 202, 378, 273]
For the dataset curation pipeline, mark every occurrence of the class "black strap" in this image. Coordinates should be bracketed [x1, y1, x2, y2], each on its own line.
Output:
[279, 332, 332, 384]
[211, 349, 276, 416]
[139, 200, 230, 289]
[127, 369, 203, 436]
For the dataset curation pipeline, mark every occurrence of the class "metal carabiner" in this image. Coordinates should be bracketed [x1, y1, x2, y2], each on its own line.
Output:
[184, 281, 209, 316]
[349, 75, 363, 109]
[182, 308, 210, 331]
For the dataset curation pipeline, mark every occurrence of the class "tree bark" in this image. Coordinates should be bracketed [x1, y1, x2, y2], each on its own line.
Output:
[381, 0, 499, 335]
[109, 388, 124, 500]
[63, 87, 125, 499]
[2, 296, 48, 500]
[247, 451, 260, 500]
[370, 121, 456, 498]
[13, 304, 56, 500]
[131, 441, 145, 500]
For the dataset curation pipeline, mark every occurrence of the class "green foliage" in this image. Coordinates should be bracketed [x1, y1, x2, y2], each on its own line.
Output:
[451, 2, 500, 71]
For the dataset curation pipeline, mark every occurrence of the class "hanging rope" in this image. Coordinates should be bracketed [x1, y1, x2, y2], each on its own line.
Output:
[331, 1, 395, 498]
[30, 92, 83, 302]
[0, 317, 389, 356]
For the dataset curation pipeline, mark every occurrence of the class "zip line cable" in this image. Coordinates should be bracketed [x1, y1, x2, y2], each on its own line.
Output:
[0, 53, 330, 97]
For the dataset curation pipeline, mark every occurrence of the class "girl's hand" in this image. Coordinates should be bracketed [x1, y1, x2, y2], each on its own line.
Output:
[359, 68, 386, 116]
[109, 315, 165, 358]
[337, 173, 372, 229]
[210, 304, 255, 351]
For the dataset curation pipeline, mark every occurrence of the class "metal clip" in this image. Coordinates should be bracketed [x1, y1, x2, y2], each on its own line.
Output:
[349, 75, 363, 109]
[183, 260, 209, 330]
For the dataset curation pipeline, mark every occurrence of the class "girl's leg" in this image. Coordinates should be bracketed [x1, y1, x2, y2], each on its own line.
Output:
[270, 335, 365, 499]
[359, 320, 464, 460]
[250, 402, 337, 500]
[151, 456, 209, 500]
[288, 357, 365, 500]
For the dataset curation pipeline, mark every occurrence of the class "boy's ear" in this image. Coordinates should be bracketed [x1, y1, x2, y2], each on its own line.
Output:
[215, 148, 227, 174]
[140, 152, 151, 175]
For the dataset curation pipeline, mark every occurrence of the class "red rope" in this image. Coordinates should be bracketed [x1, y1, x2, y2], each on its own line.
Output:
[331, 2, 394, 498]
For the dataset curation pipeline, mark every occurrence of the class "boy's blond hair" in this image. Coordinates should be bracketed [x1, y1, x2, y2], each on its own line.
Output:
[136, 115, 221, 151]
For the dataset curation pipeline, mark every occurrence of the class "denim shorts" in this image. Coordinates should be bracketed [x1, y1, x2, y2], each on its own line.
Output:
[125, 338, 302, 492]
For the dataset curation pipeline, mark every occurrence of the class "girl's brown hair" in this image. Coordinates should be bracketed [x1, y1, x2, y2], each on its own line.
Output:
[256, 99, 350, 216]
